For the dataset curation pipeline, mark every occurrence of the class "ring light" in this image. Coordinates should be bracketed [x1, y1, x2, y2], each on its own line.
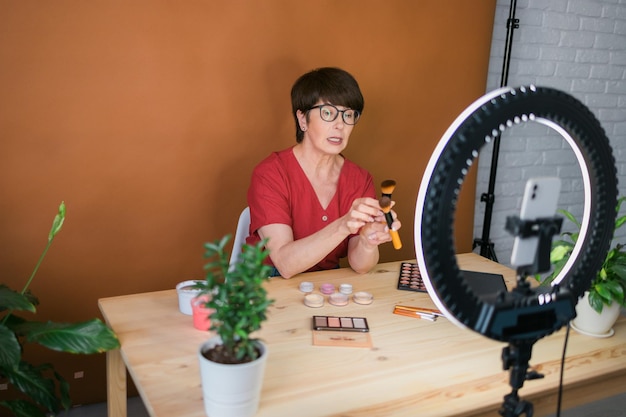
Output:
[415, 85, 617, 343]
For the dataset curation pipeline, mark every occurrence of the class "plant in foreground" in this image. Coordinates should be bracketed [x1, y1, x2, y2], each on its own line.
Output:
[195, 235, 273, 364]
[0, 202, 120, 417]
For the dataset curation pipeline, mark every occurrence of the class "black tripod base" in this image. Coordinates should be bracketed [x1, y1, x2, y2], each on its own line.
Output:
[499, 392, 533, 417]
[473, 238, 499, 262]
[499, 339, 543, 417]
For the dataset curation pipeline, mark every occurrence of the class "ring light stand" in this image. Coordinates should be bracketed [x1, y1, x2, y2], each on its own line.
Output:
[414, 85, 617, 416]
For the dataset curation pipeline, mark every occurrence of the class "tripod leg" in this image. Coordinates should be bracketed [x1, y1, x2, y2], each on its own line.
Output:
[500, 392, 533, 417]
[499, 341, 536, 417]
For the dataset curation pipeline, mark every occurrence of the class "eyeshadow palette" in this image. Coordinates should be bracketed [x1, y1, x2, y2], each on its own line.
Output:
[312, 315, 369, 332]
[397, 264, 508, 296]
[397, 262, 426, 292]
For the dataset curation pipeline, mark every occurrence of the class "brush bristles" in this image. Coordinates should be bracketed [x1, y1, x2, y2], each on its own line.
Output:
[381, 179, 396, 195]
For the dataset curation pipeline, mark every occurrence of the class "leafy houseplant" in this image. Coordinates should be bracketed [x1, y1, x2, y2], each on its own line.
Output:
[195, 234, 274, 364]
[194, 235, 274, 417]
[539, 196, 626, 313]
[0, 202, 120, 417]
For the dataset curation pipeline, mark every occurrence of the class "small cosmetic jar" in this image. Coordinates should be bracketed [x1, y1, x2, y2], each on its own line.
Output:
[329, 292, 349, 306]
[299, 281, 314, 293]
[320, 283, 336, 295]
[353, 291, 374, 305]
[176, 280, 203, 315]
[339, 283, 353, 295]
[191, 295, 214, 331]
[304, 293, 324, 308]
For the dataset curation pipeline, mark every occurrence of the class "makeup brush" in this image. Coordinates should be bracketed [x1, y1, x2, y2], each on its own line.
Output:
[395, 305, 444, 317]
[380, 179, 396, 199]
[379, 196, 402, 250]
[393, 307, 436, 321]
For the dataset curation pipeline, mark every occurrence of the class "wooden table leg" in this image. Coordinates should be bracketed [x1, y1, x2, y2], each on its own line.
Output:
[106, 348, 127, 417]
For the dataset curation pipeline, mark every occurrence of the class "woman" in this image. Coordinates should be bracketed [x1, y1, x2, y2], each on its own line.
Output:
[246, 67, 401, 278]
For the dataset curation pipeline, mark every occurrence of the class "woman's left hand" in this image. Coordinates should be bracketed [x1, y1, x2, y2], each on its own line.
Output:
[361, 208, 401, 246]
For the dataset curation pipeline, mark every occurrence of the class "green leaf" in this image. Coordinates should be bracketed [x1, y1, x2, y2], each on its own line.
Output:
[604, 280, 625, 304]
[48, 201, 66, 242]
[550, 245, 571, 263]
[0, 399, 48, 417]
[54, 369, 72, 410]
[18, 319, 120, 354]
[3, 361, 60, 412]
[609, 264, 626, 280]
[0, 285, 36, 313]
[557, 209, 581, 229]
[0, 323, 21, 368]
[594, 282, 613, 301]
[615, 215, 626, 230]
[587, 291, 605, 313]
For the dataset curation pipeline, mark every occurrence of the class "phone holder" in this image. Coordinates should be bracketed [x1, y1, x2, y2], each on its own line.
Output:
[500, 214, 567, 417]
[505, 215, 563, 276]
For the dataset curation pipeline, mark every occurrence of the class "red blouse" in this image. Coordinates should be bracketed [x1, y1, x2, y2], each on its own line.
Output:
[246, 147, 376, 272]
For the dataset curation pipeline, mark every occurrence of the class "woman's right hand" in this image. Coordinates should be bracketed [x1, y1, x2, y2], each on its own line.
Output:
[343, 197, 384, 235]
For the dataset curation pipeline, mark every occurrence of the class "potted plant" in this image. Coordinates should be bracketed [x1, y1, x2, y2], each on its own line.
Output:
[194, 234, 273, 417]
[0, 202, 120, 417]
[538, 196, 626, 337]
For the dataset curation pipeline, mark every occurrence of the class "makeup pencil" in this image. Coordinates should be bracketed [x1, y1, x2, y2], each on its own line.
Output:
[380, 196, 402, 250]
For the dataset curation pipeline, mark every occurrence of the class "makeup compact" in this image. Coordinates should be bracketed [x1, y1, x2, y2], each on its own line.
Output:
[312, 315, 369, 332]
[303, 293, 324, 308]
[397, 262, 426, 292]
[352, 291, 373, 305]
[328, 292, 349, 306]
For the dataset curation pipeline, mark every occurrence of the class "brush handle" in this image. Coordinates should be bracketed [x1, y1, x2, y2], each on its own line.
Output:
[383, 211, 402, 250]
[393, 308, 435, 321]
[395, 305, 443, 316]
[389, 229, 402, 250]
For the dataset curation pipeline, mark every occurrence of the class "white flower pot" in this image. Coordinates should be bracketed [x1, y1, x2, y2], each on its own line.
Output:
[571, 291, 621, 337]
[176, 280, 203, 315]
[198, 336, 268, 417]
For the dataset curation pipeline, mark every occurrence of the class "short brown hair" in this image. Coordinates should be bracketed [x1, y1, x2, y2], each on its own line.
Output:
[291, 67, 364, 143]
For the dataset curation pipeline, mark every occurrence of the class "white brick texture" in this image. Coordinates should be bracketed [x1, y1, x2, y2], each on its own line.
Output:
[473, 0, 626, 267]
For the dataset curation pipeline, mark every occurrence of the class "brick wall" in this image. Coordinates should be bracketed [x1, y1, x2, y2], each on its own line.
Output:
[474, 0, 626, 267]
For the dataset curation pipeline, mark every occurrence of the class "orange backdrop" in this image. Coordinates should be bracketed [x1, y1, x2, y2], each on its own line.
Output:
[0, 1, 496, 405]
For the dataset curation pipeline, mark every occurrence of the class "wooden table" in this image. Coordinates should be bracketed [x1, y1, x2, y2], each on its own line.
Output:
[98, 254, 626, 417]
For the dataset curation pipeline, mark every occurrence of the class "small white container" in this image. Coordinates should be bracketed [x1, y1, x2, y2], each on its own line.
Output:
[176, 280, 203, 315]
[339, 283, 353, 295]
[299, 281, 314, 293]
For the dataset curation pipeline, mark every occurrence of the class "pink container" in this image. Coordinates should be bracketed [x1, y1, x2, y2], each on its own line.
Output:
[191, 295, 214, 331]
[320, 283, 335, 294]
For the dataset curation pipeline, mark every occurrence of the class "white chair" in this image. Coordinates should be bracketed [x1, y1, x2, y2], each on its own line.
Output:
[229, 207, 251, 268]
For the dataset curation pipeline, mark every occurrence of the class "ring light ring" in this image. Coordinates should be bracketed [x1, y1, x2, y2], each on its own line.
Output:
[415, 85, 617, 341]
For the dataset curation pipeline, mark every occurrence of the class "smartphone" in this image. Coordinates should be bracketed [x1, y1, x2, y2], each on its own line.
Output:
[510, 177, 562, 267]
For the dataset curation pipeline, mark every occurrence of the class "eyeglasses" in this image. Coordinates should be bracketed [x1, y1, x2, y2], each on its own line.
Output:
[307, 104, 361, 125]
